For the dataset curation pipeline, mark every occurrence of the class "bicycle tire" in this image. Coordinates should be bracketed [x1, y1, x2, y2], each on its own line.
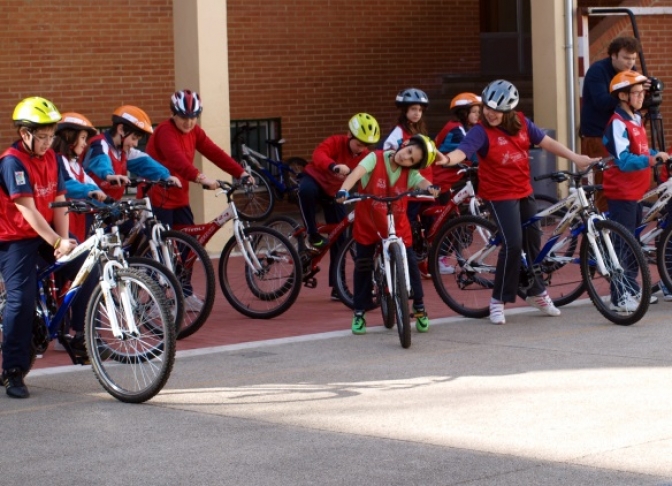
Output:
[126, 257, 185, 335]
[429, 215, 497, 318]
[85, 267, 176, 403]
[655, 223, 672, 293]
[233, 169, 275, 221]
[333, 235, 380, 311]
[140, 230, 216, 340]
[263, 215, 302, 251]
[389, 243, 411, 349]
[218, 226, 302, 319]
[376, 257, 394, 329]
[580, 218, 651, 326]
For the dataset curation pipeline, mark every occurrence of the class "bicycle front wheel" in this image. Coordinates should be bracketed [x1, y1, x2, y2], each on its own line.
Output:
[429, 215, 497, 318]
[232, 169, 274, 221]
[333, 236, 380, 311]
[141, 230, 215, 340]
[85, 267, 176, 403]
[580, 219, 651, 326]
[389, 243, 411, 349]
[218, 227, 302, 319]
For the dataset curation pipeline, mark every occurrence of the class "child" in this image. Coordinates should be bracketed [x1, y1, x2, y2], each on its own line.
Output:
[82, 105, 181, 200]
[145, 90, 249, 228]
[440, 79, 597, 325]
[0, 97, 78, 398]
[52, 112, 107, 242]
[299, 113, 380, 300]
[432, 93, 482, 275]
[335, 135, 442, 335]
[602, 70, 668, 310]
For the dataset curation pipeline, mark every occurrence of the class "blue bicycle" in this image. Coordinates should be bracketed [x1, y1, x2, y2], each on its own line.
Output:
[0, 200, 176, 403]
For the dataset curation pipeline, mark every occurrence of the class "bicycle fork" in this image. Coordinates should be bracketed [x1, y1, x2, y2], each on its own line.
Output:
[100, 260, 140, 338]
[585, 214, 623, 277]
[382, 237, 411, 295]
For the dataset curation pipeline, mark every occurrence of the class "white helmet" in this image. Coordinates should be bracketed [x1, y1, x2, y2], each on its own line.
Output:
[481, 79, 519, 112]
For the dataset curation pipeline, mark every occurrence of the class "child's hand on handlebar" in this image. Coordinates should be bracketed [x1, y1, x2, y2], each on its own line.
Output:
[335, 189, 349, 203]
[54, 238, 77, 259]
[573, 155, 601, 170]
[88, 190, 108, 202]
[106, 174, 129, 186]
[165, 176, 182, 188]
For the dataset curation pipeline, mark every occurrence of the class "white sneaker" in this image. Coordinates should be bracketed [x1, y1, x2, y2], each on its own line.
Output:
[609, 295, 639, 312]
[525, 292, 561, 317]
[185, 294, 204, 312]
[489, 301, 505, 325]
[439, 256, 455, 275]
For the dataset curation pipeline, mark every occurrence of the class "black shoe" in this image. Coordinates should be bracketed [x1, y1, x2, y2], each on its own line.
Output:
[69, 334, 88, 358]
[330, 288, 341, 302]
[308, 233, 329, 249]
[2, 368, 29, 399]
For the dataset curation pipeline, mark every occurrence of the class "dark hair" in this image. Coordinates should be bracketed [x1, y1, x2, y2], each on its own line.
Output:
[113, 121, 145, 139]
[607, 36, 641, 57]
[397, 107, 428, 137]
[480, 109, 521, 135]
[52, 128, 79, 159]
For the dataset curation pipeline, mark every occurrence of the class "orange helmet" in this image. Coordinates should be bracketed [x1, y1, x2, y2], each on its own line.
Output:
[57, 112, 97, 137]
[450, 92, 482, 111]
[112, 105, 153, 135]
[610, 70, 648, 96]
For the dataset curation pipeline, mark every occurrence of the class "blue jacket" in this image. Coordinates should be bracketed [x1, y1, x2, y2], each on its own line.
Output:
[580, 57, 619, 137]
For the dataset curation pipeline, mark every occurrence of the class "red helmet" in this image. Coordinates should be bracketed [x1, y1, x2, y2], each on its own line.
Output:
[171, 89, 203, 118]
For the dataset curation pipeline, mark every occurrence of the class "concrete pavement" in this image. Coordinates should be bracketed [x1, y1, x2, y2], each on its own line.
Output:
[2, 298, 672, 485]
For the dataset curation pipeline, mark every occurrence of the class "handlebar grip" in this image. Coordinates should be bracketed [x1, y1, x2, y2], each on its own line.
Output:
[49, 201, 72, 208]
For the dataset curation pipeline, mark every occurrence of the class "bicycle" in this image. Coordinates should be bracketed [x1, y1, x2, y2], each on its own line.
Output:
[94, 179, 215, 339]
[0, 201, 176, 403]
[173, 180, 303, 319]
[231, 124, 308, 220]
[429, 159, 652, 326]
[336, 189, 435, 349]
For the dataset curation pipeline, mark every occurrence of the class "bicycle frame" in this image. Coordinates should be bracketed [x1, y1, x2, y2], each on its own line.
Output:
[241, 144, 299, 195]
[636, 178, 672, 250]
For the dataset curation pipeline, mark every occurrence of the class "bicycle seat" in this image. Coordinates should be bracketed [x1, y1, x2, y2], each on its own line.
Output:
[266, 138, 286, 147]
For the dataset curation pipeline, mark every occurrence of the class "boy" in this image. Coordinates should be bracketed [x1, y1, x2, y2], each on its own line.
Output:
[603, 70, 668, 311]
[336, 135, 441, 334]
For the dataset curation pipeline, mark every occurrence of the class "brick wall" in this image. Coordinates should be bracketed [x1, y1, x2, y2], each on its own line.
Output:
[0, 0, 174, 148]
[227, 0, 479, 160]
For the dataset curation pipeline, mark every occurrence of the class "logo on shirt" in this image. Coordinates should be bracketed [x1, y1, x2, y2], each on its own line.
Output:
[376, 179, 387, 189]
[14, 171, 25, 185]
[34, 181, 58, 198]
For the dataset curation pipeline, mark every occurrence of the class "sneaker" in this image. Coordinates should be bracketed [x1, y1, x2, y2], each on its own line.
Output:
[412, 306, 429, 333]
[525, 292, 561, 317]
[609, 295, 640, 312]
[69, 333, 88, 358]
[185, 294, 204, 312]
[633, 292, 658, 305]
[658, 281, 672, 301]
[439, 256, 455, 275]
[308, 233, 329, 249]
[330, 288, 341, 302]
[351, 312, 366, 335]
[418, 260, 432, 279]
[2, 368, 29, 399]
[489, 301, 505, 325]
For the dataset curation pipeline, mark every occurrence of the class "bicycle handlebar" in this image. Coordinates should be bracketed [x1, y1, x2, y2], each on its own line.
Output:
[533, 156, 614, 184]
[343, 189, 435, 205]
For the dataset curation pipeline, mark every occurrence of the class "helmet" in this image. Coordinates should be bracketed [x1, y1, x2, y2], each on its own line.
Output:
[112, 105, 153, 135]
[57, 112, 97, 137]
[481, 79, 519, 112]
[13, 97, 61, 128]
[348, 113, 380, 144]
[610, 70, 648, 96]
[395, 88, 429, 108]
[450, 92, 482, 111]
[407, 134, 437, 170]
[170, 89, 203, 118]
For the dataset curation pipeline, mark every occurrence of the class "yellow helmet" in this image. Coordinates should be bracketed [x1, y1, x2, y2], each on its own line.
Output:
[408, 134, 437, 169]
[348, 113, 380, 144]
[13, 97, 61, 128]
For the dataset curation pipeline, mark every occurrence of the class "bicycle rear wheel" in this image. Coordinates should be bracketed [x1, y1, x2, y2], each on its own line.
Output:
[389, 243, 411, 349]
[429, 215, 497, 318]
[141, 230, 215, 340]
[580, 219, 651, 326]
[233, 169, 274, 221]
[263, 215, 302, 251]
[85, 267, 176, 403]
[218, 227, 302, 318]
[126, 257, 184, 334]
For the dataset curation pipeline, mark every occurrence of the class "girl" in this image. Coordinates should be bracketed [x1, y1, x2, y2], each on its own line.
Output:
[52, 112, 107, 242]
[383, 88, 429, 150]
[440, 79, 597, 325]
[335, 135, 442, 335]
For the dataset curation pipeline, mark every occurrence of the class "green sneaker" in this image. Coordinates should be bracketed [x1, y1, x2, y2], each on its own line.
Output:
[413, 306, 429, 333]
[351, 313, 366, 335]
